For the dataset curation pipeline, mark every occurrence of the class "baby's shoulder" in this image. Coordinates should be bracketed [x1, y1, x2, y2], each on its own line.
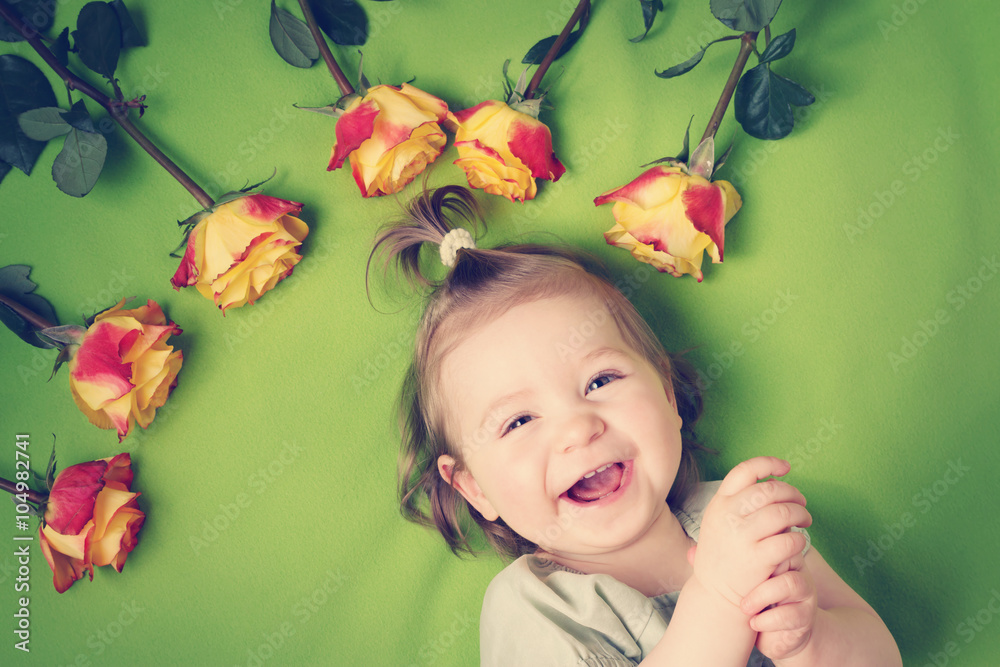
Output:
[673, 480, 724, 540]
[480, 555, 653, 665]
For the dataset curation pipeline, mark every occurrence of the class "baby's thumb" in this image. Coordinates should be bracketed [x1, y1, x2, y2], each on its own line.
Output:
[687, 544, 697, 566]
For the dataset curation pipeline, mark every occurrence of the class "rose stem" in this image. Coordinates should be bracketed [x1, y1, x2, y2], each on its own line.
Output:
[700, 31, 758, 144]
[0, 293, 55, 330]
[0, 0, 215, 210]
[524, 0, 590, 100]
[297, 0, 354, 96]
[0, 477, 47, 506]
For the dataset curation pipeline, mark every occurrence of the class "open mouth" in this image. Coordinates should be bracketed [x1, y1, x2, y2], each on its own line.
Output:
[560, 461, 632, 505]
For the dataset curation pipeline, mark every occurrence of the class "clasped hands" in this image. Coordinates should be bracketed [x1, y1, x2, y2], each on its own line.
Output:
[689, 457, 819, 661]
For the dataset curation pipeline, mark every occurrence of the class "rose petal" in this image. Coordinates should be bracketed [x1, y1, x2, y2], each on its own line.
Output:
[237, 194, 303, 223]
[45, 460, 107, 534]
[39, 524, 94, 593]
[594, 166, 683, 209]
[329, 100, 380, 171]
[507, 116, 565, 181]
[681, 183, 726, 260]
[70, 321, 135, 410]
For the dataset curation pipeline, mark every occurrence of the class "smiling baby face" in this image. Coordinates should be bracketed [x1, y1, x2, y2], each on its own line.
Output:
[436, 292, 685, 559]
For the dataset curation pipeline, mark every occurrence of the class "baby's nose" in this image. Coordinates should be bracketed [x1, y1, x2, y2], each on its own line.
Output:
[556, 408, 605, 453]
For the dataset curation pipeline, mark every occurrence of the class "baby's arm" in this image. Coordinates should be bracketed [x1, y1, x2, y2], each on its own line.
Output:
[640, 457, 812, 665]
[741, 546, 902, 666]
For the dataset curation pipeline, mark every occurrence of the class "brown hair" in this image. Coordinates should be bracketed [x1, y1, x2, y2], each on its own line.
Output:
[369, 185, 709, 560]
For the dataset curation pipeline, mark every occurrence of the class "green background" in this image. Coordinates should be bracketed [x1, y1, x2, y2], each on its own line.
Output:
[2, 0, 999, 664]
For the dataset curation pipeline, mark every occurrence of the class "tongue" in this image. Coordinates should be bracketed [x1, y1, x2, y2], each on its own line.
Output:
[568, 463, 623, 502]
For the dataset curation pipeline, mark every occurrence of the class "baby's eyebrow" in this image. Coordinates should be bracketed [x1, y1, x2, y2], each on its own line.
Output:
[580, 345, 629, 363]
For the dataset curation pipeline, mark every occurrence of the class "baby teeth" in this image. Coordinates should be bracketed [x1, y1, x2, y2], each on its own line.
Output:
[582, 463, 613, 479]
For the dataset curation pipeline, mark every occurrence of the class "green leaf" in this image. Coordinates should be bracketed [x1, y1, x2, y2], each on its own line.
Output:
[710, 0, 782, 32]
[0, 55, 57, 175]
[44, 440, 57, 491]
[734, 63, 814, 140]
[654, 36, 738, 78]
[758, 27, 795, 64]
[0, 265, 60, 349]
[630, 0, 664, 43]
[59, 100, 97, 132]
[522, 30, 582, 65]
[309, 0, 368, 46]
[52, 127, 108, 196]
[109, 0, 145, 48]
[270, 0, 319, 68]
[73, 1, 122, 81]
[0, 159, 10, 184]
[522, 2, 590, 65]
[18, 106, 72, 141]
[52, 27, 71, 67]
[294, 103, 343, 118]
[0, 0, 56, 43]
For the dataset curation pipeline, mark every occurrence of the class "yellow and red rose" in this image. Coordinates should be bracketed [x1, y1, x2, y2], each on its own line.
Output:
[38, 453, 144, 593]
[450, 100, 565, 203]
[171, 194, 308, 313]
[68, 299, 182, 441]
[595, 165, 742, 281]
[328, 83, 452, 197]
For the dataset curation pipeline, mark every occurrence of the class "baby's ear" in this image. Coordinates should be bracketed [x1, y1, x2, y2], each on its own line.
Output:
[438, 454, 500, 521]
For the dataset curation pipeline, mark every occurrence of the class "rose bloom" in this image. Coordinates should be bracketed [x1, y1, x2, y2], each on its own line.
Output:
[450, 100, 565, 203]
[69, 299, 182, 441]
[328, 83, 452, 197]
[171, 194, 308, 312]
[39, 453, 144, 593]
[594, 165, 742, 281]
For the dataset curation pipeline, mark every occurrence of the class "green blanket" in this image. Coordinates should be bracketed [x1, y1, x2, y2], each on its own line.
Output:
[1, 1, 998, 664]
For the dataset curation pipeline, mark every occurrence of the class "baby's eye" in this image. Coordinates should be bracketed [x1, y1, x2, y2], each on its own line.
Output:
[503, 415, 533, 435]
[586, 372, 621, 394]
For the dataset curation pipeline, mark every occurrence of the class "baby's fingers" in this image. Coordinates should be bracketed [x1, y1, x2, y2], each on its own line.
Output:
[718, 457, 791, 497]
[750, 601, 813, 634]
[759, 530, 810, 572]
[741, 570, 812, 617]
[748, 502, 813, 540]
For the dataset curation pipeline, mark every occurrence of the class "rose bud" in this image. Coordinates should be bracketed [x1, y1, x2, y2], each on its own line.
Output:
[594, 165, 742, 281]
[328, 83, 452, 197]
[38, 453, 145, 593]
[450, 99, 565, 203]
[67, 299, 182, 441]
[171, 194, 308, 312]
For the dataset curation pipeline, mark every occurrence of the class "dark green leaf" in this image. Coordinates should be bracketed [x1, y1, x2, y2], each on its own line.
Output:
[676, 116, 693, 164]
[0, 0, 56, 43]
[73, 2, 122, 80]
[0, 159, 10, 183]
[309, 0, 368, 46]
[59, 100, 97, 132]
[714, 134, 736, 175]
[655, 36, 738, 78]
[522, 3, 590, 65]
[270, 0, 319, 68]
[0, 265, 60, 349]
[522, 30, 582, 65]
[51, 127, 107, 196]
[758, 27, 795, 64]
[52, 27, 70, 67]
[630, 0, 664, 43]
[0, 54, 57, 175]
[44, 440, 57, 490]
[734, 63, 814, 140]
[109, 0, 145, 48]
[710, 0, 782, 32]
[17, 106, 72, 141]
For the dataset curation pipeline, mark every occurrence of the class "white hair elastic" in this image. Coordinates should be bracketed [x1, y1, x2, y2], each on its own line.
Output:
[439, 228, 476, 268]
